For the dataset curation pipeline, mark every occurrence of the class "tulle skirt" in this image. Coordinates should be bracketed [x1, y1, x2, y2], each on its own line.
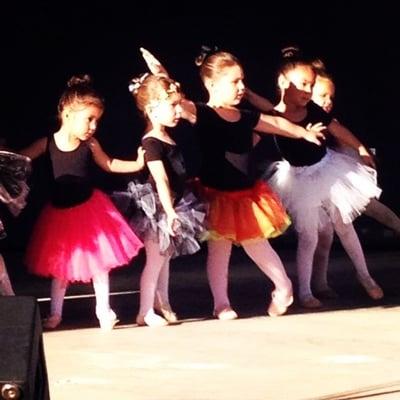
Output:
[268, 148, 382, 234]
[0, 150, 31, 238]
[25, 189, 143, 282]
[113, 182, 206, 258]
[199, 180, 291, 244]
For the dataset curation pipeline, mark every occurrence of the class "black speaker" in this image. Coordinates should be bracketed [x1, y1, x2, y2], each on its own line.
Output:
[0, 296, 50, 399]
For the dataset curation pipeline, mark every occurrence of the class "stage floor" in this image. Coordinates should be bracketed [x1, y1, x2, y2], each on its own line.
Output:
[7, 247, 400, 399]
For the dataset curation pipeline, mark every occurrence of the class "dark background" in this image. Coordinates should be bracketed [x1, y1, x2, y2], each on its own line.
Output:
[2, 3, 398, 248]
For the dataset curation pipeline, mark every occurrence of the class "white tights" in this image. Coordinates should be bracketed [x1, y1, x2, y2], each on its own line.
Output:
[138, 238, 171, 317]
[297, 210, 375, 300]
[49, 271, 112, 321]
[206, 239, 292, 312]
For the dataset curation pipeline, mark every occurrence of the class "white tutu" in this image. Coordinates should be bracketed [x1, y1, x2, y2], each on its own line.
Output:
[268, 148, 381, 233]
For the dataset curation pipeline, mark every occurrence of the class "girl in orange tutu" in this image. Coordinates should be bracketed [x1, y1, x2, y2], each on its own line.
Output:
[22, 75, 144, 330]
[140, 47, 325, 320]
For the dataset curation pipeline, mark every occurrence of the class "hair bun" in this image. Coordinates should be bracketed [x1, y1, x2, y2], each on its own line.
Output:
[281, 46, 301, 59]
[67, 74, 92, 88]
[195, 44, 219, 66]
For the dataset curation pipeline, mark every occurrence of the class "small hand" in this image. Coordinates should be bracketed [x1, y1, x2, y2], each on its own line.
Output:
[140, 47, 169, 77]
[167, 211, 181, 237]
[136, 146, 145, 169]
[305, 122, 326, 146]
[359, 147, 376, 169]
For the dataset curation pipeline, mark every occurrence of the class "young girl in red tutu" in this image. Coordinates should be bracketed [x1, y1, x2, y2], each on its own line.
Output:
[140, 47, 325, 320]
[22, 75, 144, 330]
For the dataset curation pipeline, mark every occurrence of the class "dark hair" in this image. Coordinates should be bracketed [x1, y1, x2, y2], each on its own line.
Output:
[277, 45, 313, 77]
[58, 74, 104, 116]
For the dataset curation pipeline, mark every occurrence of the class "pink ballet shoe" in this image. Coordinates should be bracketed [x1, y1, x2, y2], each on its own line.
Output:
[42, 314, 62, 330]
[299, 295, 323, 309]
[136, 311, 168, 327]
[155, 304, 178, 323]
[267, 293, 293, 317]
[357, 275, 384, 300]
[213, 306, 238, 321]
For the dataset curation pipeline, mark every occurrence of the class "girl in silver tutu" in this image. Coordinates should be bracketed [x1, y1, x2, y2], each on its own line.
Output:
[115, 73, 206, 327]
[0, 149, 31, 295]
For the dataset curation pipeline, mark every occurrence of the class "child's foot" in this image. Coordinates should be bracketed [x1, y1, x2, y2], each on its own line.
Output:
[136, 310, 168, 327]
[155, 304, 178, 323]
[267, 292, 293, 317]
[357, 275, 384, 300]
[98, 309, 119, 331]
[213, 306, 238, 321]
[43, 314, 62, 330]
[299, 295, 323, 309]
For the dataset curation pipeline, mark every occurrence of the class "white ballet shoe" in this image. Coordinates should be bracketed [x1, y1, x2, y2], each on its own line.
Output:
[213, 306, 238, 321]
[136, 311, 168, 327]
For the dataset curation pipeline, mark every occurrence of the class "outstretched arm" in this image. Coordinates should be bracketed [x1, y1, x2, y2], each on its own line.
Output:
[89, 138, 145, 173]
[254, 114, 326, 146]
[140, 47, 170, 77]
[244, 88, 274, 113]
[19, 137, 48, 160]
[328, 119, 375, 168]
[140, 47, 198, 124]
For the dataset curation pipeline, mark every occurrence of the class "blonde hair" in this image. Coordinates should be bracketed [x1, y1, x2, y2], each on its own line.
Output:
[129, 74, 182, 116]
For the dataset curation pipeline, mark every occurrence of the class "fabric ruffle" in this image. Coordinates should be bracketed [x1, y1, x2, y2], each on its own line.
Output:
[25, 189, 143, 282]
[198, 180, 291, 244]
[268, 148, 382, 234]
[113, 182, 206, 258]
[0, 151, 32, 238]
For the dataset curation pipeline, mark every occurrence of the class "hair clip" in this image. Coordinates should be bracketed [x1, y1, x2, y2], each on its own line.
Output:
[128, 72, 150, 93]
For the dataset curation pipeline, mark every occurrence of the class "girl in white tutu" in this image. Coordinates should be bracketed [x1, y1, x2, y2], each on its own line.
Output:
[22, 75, 144, 330]
[249, 47, 383, 308]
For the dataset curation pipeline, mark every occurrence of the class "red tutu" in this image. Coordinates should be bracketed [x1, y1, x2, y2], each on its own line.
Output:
[199, 180, 291, 243]
[25, 189, 143, 282]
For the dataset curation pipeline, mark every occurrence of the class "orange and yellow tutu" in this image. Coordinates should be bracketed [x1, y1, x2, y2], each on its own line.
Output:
[199, 180, 291, 244]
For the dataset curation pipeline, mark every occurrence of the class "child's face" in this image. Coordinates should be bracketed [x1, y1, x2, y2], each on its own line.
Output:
[281, 65, 315, 107]
[66, 104, 103, 140]
[208, 65, 245, 106]
[150, 92, 183, 128]
[312, 76, 335, 113]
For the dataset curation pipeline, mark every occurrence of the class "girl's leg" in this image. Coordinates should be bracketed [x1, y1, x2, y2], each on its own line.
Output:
[312, 223, 337, 298]
[364, 198, 400, 235]
[137, 239, 169, 327]
[207, 239, 237, 320]
[242, 240, 293, 316]
[44, 278, 68, 329]
[92, 271, 118, 330]
[296, 228, 321, 308]
[154, 256, 177, 323]
[0, 254, 15, 296]
[333, 217, 383, 300]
